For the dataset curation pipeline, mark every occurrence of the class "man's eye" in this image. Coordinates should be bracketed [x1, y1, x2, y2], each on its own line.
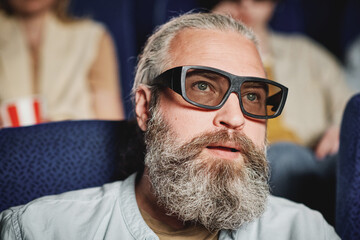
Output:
[196, 82, 209, 91]
[246, 93, 257, 101]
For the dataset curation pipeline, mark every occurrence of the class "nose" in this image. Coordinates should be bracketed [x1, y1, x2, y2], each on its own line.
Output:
[213, 93, 245, 130]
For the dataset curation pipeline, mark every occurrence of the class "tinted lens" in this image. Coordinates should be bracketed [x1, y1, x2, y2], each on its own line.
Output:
[241, 81, 283, 117]
[266, 84, 284, 116]
[185, 68, 230, 106]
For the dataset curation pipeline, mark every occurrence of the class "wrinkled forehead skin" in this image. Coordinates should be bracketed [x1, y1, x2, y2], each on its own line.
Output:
[167, 28, 266, 80]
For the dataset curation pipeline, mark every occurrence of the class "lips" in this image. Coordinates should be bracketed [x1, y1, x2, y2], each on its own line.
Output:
[204, 143, 243, 161]
[206, 146, 240, 153]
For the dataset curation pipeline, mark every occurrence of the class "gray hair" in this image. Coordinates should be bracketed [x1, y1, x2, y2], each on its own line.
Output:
[132, 12, 258, 104]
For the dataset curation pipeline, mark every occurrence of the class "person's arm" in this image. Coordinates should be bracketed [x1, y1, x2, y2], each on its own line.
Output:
[88, 30, 125, 120]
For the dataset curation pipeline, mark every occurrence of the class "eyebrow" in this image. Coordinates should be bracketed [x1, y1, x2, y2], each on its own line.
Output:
[241, 82, 268, 88]
[186, 69, 229, 86]
[186, 69, 226, 81]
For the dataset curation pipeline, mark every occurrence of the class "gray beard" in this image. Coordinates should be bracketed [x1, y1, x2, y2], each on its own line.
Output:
[144, 108, 270, 232]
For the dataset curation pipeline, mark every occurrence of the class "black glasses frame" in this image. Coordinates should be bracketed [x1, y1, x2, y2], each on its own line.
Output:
[151, 65, 288, 119]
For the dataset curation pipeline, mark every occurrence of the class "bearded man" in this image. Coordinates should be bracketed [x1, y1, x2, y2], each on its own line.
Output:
[0, 13, 339, 239]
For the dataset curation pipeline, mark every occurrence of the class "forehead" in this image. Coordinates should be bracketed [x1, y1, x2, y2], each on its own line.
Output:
[168, 28, 266, 78]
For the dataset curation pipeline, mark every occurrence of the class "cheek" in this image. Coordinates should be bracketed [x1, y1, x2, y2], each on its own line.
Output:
[243, 120, 266, 147]
[161, 107, 211, 142]
[158, 93, 214, 142]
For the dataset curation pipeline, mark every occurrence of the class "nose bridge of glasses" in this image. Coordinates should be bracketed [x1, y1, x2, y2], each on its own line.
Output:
[227, 76, 244, 102]
[220, 79, 241, 113]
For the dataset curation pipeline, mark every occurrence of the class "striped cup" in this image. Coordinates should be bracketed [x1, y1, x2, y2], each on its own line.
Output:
[0, 96, 46, 128]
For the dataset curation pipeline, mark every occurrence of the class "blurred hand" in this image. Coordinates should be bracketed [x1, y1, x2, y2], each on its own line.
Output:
[315, 125, 340, 160]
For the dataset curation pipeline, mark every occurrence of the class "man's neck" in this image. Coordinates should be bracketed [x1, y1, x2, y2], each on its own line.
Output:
[135, 168, 188, 230]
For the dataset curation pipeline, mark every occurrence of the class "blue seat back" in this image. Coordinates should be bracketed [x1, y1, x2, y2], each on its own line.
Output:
[0, 120, 145, 212]
[337, 93, 360, 239]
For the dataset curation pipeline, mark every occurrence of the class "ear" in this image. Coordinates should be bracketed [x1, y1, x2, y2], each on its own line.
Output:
[135, 85, 152, 131]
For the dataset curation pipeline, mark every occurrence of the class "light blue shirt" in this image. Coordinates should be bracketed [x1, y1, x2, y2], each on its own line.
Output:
[0, 174, 339, 240]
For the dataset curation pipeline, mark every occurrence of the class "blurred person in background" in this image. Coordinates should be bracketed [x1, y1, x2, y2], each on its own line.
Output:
[213, 0, 353, 224]
[0, 0, 125, 127]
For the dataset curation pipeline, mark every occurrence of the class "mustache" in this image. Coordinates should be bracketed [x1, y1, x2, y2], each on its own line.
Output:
[173, 129, 268, 180]
[176, 129, 264, 159]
